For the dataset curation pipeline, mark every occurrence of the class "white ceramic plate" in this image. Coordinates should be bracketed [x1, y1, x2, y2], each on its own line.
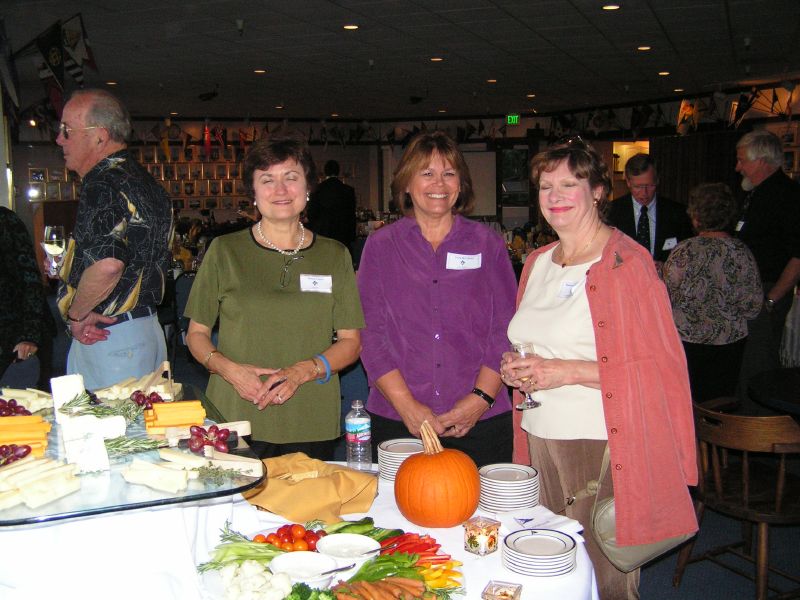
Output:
[378, 439, 423, 454]
[480, 463, 538, 482]
[504, 529, 576, 557]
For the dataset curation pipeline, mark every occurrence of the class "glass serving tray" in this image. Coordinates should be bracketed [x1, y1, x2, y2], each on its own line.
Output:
[0, 408, 265, 527]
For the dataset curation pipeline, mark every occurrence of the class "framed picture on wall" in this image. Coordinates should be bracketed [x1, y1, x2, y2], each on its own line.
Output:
[220, 197, 234, 209]
[216, 164, 227, 179]
[142, 147, 155, 163]
[184, 182, 195, 196]
[61, 182, 74, 201]
[209, 181, 220, 195]
[48, 168, 66, 182]
[223, 147, 233, 161]
[184, 147, 194, 161]
[163, 164, 176, 180]
[784, 152, 795, 173]
[29, 168, 47, 183]
[235, 180, 246, 194]
[28, 182, 45, 201]
[187, 198, 201, 210]
[128, 147, 142, 161]
[149, 164, 163, 180]
[229, 163, 242, 179]
[46, 182, 61, 200]
[172, 198, 186, 210]
[170, 181, 182, 196]
[204, 198, 218, 210]
[176, 163, 189, 180]
[202, 163, 217, 179]
[238, 199, 250, 210]
[190, 163, 202, 180]
[222, 180, 233, 195]
[170, 147, 180, 162]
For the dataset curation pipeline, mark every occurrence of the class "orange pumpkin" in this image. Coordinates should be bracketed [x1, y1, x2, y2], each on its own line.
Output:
[394, 420, 480, 528]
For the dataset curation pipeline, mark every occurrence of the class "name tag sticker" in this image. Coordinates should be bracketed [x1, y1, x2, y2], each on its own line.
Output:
[446, 252, 482, 270]
[735, 220, 745, 232]
[662, 237, 678, 251]
[299, 274, 333, 293]
[558, 281, 580, 298]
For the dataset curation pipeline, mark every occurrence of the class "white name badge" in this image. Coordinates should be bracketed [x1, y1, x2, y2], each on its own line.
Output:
[662, 237, 678, 251]
[736, 220, 745, 232]
[446, 252, 482, 270]
[558, 281, 580, 298]
[299, 274, 333, 293]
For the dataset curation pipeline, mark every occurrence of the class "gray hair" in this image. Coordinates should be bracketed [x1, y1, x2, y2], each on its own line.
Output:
[70, 88, 131, 143]
[736, 129, 783, 168]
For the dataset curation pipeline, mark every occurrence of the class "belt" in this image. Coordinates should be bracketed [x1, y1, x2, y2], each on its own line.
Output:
[107, 306, 156, 327]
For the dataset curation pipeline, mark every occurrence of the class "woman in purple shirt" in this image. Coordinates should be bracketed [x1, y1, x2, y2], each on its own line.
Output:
[357, 132, 517, 466]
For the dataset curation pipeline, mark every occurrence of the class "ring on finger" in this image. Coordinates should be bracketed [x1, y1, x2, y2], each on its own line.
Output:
[277, 394, 283, 402]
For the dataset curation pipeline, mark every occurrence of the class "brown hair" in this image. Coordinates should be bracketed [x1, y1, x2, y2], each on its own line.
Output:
[530, 138, 612, 217]
[243, 134, 317, 197]
[390, 131, 475, 215]
[688, 182, 739, 233]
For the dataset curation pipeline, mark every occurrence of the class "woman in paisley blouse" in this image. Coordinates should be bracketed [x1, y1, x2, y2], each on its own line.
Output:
[663, 182, 763, 403]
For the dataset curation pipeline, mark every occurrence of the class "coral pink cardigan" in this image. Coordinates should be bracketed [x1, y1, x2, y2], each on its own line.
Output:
[512, 229, 698, 546]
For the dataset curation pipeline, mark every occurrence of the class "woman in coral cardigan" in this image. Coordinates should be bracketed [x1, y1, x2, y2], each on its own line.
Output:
[500, 139, 697, 600]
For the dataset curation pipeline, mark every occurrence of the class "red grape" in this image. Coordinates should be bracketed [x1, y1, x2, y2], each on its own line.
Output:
[0, 399, 7, 408]
[216, 428, 230, 442]
[190, 425, 206, 437]
[213, 440, 228, 452]
[188, 436, 205, 452]
[7, 399, 17, 408]
[0, 409, 10, 417]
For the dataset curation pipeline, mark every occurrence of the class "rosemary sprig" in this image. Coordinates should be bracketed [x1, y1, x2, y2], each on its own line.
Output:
[218, 520, 251, 543]
[58, 391, 143, 423]
[104, 436, 168, 458]
[196, 465, 245, 486]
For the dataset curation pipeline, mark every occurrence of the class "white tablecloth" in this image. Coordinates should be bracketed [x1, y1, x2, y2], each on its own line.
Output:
[0, 472, 598, 600]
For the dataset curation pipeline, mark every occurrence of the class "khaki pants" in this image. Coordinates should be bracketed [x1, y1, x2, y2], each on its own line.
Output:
[527, 435, 640, 600]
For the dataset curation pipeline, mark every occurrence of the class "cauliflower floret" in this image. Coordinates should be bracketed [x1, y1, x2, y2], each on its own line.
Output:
[224, 582, 242, 600]
[240, 560, 267, 578]
[241, 573, 268, 591]
[220, 562, 240, 586]
[270, 573, 292, 596]
[260, 588, 285, 600]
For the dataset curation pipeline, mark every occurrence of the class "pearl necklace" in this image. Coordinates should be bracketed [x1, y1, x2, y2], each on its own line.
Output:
[557, 222, 602, 268]
[256, 220, 305, 256]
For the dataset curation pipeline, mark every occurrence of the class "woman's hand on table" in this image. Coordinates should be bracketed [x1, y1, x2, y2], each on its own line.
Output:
[438, 394, 486, 438]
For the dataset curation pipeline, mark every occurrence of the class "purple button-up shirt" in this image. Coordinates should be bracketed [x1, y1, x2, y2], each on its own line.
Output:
[357, 215, 517, 420]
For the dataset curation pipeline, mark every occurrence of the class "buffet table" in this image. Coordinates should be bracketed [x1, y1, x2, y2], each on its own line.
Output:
[0, 469, 598, 600]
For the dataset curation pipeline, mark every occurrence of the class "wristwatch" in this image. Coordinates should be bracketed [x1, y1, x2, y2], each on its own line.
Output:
[765, 297, 776, 312]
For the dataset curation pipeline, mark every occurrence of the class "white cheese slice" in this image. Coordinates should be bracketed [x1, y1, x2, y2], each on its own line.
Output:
[60, 414, 127, 441]
[7, 462, 76, 489]
[216, 421, 252, 437]
[50, 374, 85, 424]
[122, 459, 188, 494]
[63, 433, 110, 473]
[207, 449, 263, 477]
[158, 447, 208, 468]
[0, 488, 22, 510]
[0, 459, 58, 491]
[161, 462, 200, 479]
[19, 473, 81, 509]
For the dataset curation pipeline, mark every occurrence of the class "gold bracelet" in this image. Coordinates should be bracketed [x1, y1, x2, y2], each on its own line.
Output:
[203, 350, 219, 372]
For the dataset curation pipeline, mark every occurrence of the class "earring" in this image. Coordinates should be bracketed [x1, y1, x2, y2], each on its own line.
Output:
[306, 192, 310, 203]
[593, 198, 599, 206]
[253, 201, 256, 207]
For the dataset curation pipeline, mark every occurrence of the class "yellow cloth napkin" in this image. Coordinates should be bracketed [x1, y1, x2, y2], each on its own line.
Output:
[243, 452, 378, 523]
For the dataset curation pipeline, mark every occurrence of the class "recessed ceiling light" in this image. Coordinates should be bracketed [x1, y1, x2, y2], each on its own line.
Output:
[275, 105, 284, 109]
[637, 45, 651, 51]
[106, 81, 117, 86]
[658, 71, 670, 76]
[331, 113, 339, 117]
[430, 57, 444, 62]
[343, 24, 358, 30]
[170, 112, 179, 116]
[253, 69, 266, 74]
[487, 79, 497, 83]
[673, 88, 684, 92]
[526, 93, 536, 98]
[602, 4, 621, 10]
[438, 109, 447, 113]
[28, 119, 37, 127]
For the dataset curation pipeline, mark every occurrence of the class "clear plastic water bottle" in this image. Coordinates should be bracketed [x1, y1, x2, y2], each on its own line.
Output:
[345, 399, 372, 470]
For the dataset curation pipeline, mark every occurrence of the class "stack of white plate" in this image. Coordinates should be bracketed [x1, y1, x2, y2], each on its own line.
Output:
[502, 529, 577, 577]
[479, 463, 539, 512]
[377, 438, 423, 481]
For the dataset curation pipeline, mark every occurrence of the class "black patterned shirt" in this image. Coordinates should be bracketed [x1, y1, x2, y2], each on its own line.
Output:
[663, 236, 763, 345]
[57, 149, 173, 320]
[0, 207, 48, 358]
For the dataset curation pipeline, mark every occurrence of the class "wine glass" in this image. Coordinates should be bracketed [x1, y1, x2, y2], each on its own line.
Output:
[42, 225, 65, 277]
[511, 342, 541, 410]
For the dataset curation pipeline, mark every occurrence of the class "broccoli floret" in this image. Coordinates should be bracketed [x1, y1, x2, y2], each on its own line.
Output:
[308, 591, 336, 600]
[286, 582, 314, 600]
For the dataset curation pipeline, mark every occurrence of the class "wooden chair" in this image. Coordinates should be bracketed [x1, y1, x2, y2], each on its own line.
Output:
[673, 403, 800, 599]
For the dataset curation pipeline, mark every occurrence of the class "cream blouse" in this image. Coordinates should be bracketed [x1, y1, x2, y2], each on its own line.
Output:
[508, 247, 607, 440]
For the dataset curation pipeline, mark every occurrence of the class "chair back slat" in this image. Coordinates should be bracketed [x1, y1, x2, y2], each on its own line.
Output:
[694, 405, 800, 453]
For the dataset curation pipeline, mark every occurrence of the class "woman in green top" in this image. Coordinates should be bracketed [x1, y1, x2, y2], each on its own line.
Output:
[185, 136, 364, 460]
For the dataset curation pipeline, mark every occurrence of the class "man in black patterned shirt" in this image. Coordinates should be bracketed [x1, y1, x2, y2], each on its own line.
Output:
[55, 89, 173, 390]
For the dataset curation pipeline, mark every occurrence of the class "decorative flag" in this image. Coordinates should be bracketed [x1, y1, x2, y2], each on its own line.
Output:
[677, 99, 695, 135]
[35, 22, 64, 90]
[34, 55, 64, 118]
[0, 19, 19, 107]
[212, 125, 225, 146]
[61, 14, 92, 84]
[238, 128, 249, 150]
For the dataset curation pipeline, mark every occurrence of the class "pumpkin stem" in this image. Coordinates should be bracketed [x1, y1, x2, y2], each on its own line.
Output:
[419, 420, 444, 455]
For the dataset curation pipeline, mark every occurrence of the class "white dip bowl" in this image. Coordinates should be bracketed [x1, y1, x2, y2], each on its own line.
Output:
[316, 533, 381, 579]
[269, 551, 338, 588]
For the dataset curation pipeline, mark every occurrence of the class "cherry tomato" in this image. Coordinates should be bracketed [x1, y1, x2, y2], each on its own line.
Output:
[277, 524, 292, 537]
[292, 539, 309, 551]
[279, 533, 292, 545]
[316, 530, 328, 537]
[266, 533, 281, 546]
[281, 541, 295, 552]
[252, 533, 267, 543]
[290, 524, 307, 541]
[304, 531, 319, 551]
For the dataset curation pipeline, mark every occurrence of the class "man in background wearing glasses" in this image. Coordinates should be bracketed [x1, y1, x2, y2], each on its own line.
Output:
[54, 89, 173, 390]
[607, 153, 693, 265]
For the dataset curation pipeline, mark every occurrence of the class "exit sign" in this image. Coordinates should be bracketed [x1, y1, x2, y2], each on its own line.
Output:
[506, 113, 520, 125]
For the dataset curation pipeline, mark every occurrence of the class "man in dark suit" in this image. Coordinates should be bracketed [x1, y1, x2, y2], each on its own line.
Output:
[607, 153, 693, 264]
[308, 160, 356, 250]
